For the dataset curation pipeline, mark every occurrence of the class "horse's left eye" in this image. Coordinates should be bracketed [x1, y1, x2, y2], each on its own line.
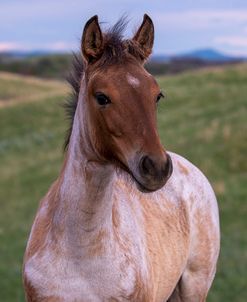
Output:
[95, 93, 111, 106]
[156, 92, 164, 103]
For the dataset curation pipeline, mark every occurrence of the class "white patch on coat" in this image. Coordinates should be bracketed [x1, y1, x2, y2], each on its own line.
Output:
[126, 73, 140, 88]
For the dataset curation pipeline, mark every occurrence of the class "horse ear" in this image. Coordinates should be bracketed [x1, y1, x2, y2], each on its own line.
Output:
[132, 14, 154, 61]
[81, 15, 104, 63]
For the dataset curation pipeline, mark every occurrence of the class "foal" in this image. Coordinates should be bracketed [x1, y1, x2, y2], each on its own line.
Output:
[23, 15, 220, 302]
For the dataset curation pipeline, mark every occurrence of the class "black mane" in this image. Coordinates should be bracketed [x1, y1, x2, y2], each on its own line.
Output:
[63, 17, 142, 151]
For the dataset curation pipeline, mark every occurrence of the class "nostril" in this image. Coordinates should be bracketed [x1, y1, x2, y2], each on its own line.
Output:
[140, 156, 156, 176]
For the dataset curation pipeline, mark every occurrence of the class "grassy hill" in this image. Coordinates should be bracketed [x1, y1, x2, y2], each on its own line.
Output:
[0, 72, 68, 108]
[0, 64, 246, 301]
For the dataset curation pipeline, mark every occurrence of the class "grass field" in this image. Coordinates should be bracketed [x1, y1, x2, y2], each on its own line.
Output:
[0, 65, 246, 301]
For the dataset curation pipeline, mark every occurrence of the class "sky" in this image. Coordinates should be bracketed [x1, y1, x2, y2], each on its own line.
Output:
[1, 0, 247, 56]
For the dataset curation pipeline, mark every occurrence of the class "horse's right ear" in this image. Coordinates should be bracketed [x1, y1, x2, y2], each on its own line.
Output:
[81, 15, 104, 63]
[132, 14, 154, 61]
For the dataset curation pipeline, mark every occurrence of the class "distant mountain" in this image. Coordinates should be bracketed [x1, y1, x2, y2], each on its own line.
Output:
[152, 48, 245, 62]
[150, 54, 170, 62]
[0, 50, 67, 60]
[177, 49, 238, 62]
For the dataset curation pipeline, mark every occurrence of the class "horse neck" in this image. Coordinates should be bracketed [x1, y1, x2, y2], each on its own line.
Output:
[54, 77, 114, 239]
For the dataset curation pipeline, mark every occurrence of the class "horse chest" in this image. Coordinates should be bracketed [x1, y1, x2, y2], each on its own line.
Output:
[24, 171, 190, 301]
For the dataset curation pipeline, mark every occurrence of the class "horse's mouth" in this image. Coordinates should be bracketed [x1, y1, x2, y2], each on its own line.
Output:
[129, 172, 160, 193]
[114, 159, 166, 193]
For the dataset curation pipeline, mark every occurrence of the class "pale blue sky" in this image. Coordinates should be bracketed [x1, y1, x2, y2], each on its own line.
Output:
[1, 0, 247, 55]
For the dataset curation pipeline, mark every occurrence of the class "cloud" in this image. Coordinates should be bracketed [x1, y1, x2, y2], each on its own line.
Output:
[44, 41, 75, 51]
[0, 42, 21, 52]
[2, 6, 247, 54]
[214, 36, 247, 56]
[215, 36, 247, 48]
[0, 41, 75, 52]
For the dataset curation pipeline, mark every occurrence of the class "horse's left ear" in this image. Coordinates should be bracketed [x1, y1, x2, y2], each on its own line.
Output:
[132, 14, 154, 61]
[81, 15, 104, 63]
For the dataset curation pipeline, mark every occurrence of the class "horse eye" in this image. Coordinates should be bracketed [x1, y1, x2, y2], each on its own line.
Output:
[156, 92, 164, 103]
[95, 93, 111, 106]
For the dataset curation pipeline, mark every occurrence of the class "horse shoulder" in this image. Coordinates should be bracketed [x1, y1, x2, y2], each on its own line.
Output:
[168, 152, 220, 288]
[167, 151, 220, 244]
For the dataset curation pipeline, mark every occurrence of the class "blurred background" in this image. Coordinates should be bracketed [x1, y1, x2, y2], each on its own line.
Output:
[0, 0, 246, 301]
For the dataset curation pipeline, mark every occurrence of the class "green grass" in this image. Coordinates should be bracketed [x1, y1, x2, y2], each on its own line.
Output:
[0, 65, 246, 301]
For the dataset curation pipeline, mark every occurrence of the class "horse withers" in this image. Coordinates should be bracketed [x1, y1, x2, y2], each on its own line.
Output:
[23, 15, 220, 302]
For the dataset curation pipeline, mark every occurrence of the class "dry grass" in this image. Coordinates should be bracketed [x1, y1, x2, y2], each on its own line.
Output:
[0, 72, 68, 108]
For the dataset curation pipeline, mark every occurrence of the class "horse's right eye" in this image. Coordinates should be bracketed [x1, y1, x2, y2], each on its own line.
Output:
[95, 93, 111, 106]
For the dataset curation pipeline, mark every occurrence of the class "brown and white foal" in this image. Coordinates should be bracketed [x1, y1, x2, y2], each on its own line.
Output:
[23, 15, 220, 302]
